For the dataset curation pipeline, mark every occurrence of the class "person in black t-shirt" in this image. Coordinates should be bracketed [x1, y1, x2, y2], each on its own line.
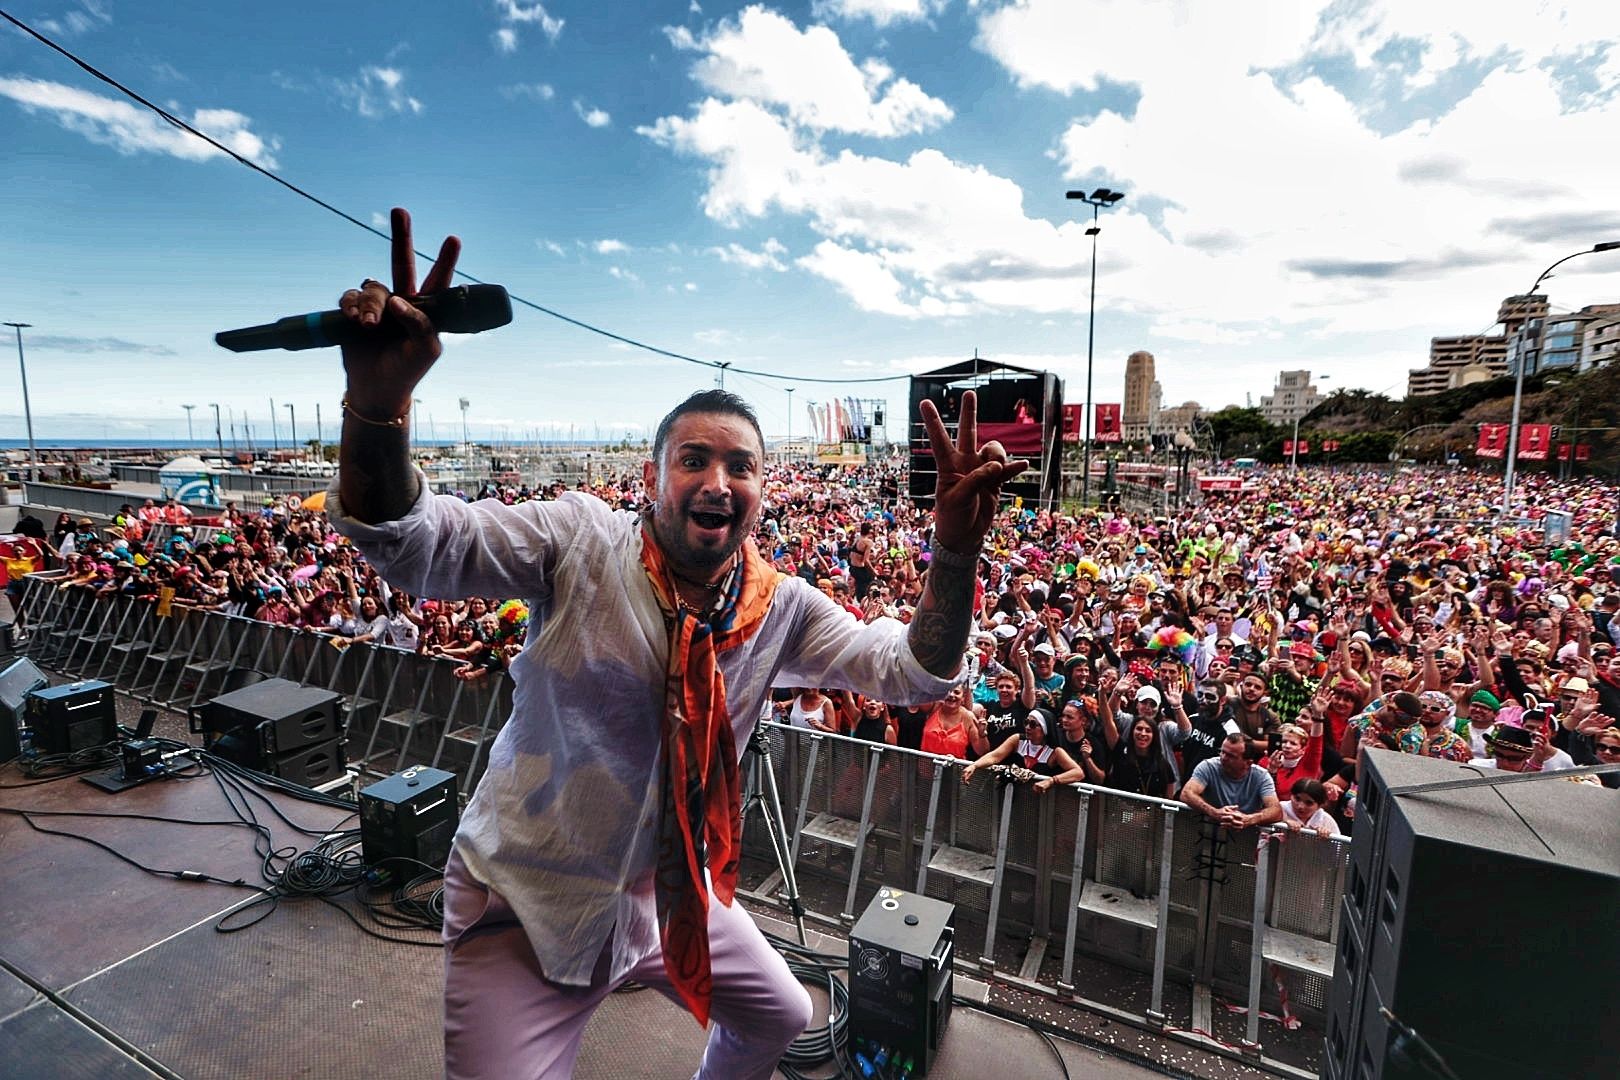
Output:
[978, 669, 1033, 749]
[1171, 679, 1235, 779]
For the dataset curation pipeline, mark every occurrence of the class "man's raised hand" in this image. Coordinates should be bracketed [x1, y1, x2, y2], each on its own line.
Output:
[919, 390, 1029, 554]
[339, 208, 462, 418]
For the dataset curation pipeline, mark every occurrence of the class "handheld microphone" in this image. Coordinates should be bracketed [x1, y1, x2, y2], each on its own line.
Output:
[214, 284, 513, 352]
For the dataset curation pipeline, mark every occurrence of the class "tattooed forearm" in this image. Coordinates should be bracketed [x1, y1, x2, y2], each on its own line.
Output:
[908, 549, 978, 678]
[338, 413, 420, 524]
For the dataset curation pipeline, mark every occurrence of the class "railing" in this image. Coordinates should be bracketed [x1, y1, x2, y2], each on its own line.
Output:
[13, 573, 1340, 1074]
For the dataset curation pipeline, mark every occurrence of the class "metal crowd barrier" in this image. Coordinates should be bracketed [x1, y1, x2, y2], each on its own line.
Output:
[12, 575, 506, 793]
[13, 575, 1341, 1071]
[743, 722, 1340, 1073]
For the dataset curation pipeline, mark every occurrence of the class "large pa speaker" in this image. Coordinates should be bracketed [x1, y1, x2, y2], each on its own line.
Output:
[848, 886, 954, 1076]
[0, 656, 48, 763]
[193, 678, 343, 756]
[1323, 750, 1619, 1080]
[192, 677, 346, 782]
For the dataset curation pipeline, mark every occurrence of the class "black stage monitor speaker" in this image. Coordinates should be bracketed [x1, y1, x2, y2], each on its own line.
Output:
[848, 886, 955, 1077]
[193, 678, 343, 758]
[0, 656, 49, 763]
[1323, 750, 1620, 1080]
[25, 680, 116, 755]
[359, 766, 460, 879]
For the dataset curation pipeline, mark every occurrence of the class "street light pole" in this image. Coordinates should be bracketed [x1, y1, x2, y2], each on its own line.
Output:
[209, 404, 224, 461]
[1066, 187, 1126, 507]
[786, 387, 795, 463]
[5, 322, 38, 482]
[1501, 240, 1620, 519]
[285, 403, 297, 458]
[268, 397, 279, 452]
[1289, 375, 1330, 471]
[182, 403, 196, 445]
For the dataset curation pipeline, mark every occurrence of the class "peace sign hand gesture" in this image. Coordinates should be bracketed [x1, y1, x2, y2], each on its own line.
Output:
[921, 390, 1029, 553]
[339, 207, 463, 418]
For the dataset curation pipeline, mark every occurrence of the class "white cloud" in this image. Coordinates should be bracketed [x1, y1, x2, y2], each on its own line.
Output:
[372, 212, 389, 229]
[334, 66, 423, 118]
[608, 265, 641, 283]
[709, 238, 789, 271]
[0, 77, 280, 167]
[574, 99, 612, 127]
[36, 1, 111, 36]
[679, 5, 952, 136]
[684, 281, 700, 291]
[594, 239, 629, 254]
[502, 82, 556, 101]
[812, 0, 947, 28]
[644, 0, 1620, 401]
[492, 0, 564, 50]
[537, 239, 567, 256]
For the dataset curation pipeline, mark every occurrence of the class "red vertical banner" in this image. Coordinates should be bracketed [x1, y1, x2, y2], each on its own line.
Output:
[1517, 423, 1552, 460]
[1476, 423, 1508, 458]
[1061, 404, 1083, 443]
[1297, 439, 1310, 455]
[1322, 439, 1341, 452]
[1556, 443, 1571, 461]
[1576, 444, 1592, 462]
[1094, 403, 1122, 443]
[1282, 439, 1295, 455]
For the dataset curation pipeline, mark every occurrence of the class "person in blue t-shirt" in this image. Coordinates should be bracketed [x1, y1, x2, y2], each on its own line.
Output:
[1180, 732, 1282, 830]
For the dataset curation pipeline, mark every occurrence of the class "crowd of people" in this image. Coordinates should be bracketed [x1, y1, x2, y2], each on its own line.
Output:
[12, 459, 1620, 835]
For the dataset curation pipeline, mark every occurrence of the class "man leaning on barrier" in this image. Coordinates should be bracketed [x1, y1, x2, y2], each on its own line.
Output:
[1179, 732, 1283, 830]
[322, 208, 1028, 1080]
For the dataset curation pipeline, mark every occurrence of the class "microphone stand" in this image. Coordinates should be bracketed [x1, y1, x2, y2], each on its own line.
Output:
[741, 722, 808, 945]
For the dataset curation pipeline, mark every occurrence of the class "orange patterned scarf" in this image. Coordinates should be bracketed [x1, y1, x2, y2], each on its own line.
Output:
[640, 523, 782, 1026]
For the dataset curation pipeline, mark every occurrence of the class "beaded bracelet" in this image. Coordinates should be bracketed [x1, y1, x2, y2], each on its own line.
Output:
[341, 395, 409, 429]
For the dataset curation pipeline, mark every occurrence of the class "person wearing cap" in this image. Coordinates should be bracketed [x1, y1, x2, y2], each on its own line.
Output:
[1265, 643, 1319, 724]
[1028, 639, 1066, 711]
[1475, 724, 1540, 773]
[959, 707, 1087, 793]
[1461, 690, 1502, 758]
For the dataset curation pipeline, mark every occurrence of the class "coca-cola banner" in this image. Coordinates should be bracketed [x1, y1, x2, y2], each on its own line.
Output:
[1517, 424, 1552, 460]
[1476, 423, 1509, 458]
[1094, 403, 1122, 443]
[1061, 404, 1083, 443]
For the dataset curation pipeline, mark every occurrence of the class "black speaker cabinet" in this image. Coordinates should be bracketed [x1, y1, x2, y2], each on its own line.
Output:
[268, 738, 347, 788]
[359, 766, 459, 879]
[848, 886, 955, 1076]
[25, 680, 117, 755]
[193, 678, 343, 757]
[1, 656, 49, 763]
[1324, 750, 1619, 1080]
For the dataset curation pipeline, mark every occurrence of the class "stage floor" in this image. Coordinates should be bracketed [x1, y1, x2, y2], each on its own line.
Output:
[0, 682, 1280, 1080]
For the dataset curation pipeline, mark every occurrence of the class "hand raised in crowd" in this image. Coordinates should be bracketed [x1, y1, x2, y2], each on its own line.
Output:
[918, 390, 1028, 554]
[1578, 712, 1618, 737]
[339, 207, 463, 418]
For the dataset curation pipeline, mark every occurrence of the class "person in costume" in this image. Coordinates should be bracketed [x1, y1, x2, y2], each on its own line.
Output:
[326, 209, 1026, 1080]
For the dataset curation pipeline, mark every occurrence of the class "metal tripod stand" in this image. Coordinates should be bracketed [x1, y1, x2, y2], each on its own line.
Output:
[740, 721, 808, 945]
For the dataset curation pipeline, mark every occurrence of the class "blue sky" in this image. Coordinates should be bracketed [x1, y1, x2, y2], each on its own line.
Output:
[3, 0, 1619, 446]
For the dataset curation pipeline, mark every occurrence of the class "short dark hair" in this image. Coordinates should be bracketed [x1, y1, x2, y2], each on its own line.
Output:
[651, 390, 763, 468]
[1290, 778, 1328, 803]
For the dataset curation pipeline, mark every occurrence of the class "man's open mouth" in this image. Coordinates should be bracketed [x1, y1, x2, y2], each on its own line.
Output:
[690, 511, 731, 530]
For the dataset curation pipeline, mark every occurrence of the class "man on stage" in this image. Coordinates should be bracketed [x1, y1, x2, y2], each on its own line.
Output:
[328, 209, 1026, 1079]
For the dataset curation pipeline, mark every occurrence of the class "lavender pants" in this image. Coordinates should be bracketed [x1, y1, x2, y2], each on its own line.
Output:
[442, 852, 813, 1079]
